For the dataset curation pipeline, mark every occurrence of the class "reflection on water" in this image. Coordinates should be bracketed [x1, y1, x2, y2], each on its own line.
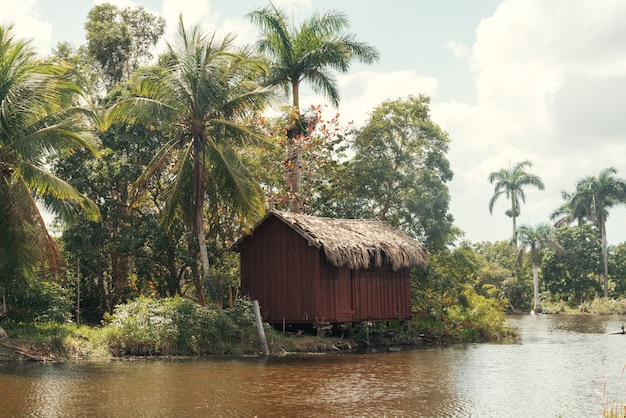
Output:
[1, 314, 625, 417]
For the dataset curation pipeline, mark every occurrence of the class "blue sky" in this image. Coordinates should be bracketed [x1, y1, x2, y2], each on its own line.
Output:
[5, 0, 626, 245]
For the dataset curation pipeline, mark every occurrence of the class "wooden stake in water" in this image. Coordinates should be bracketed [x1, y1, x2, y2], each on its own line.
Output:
[253, 300, 269, 356]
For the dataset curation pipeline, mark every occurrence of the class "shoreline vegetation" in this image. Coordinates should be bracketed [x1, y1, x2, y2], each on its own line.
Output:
[3, 296, 626, 363]
[2, 297, 626, 363]
[0, 295, 515, 362]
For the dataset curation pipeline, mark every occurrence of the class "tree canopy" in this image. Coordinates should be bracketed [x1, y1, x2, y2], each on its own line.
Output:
[321, 95, 454, 250]
[105, 17, 275, 305]
[247, 4, 379, 212]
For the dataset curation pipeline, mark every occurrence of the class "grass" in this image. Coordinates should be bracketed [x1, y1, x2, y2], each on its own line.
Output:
[598, 365, 626, 418]
[0, 321, 112, 361]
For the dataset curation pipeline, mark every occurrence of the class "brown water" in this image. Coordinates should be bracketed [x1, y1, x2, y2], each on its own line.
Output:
[1, 314, 625, 417]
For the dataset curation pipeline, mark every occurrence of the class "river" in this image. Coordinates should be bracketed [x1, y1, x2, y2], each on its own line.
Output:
[1, 314, 625, 417]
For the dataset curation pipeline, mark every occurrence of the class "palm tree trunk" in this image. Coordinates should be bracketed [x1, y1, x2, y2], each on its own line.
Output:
[532, 262, 540, 312]
[193, 140, 208, 306]
[195, 212, 209, 306]
[289, 82, 302, 213]
[601, 217, 609, 298]
[511, 199, 518, 246]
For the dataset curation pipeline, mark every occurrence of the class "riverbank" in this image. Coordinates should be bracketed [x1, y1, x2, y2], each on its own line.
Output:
[0, 294, 513, 362]
[540, 298, 626, 315]
[0, 321, 464, 362]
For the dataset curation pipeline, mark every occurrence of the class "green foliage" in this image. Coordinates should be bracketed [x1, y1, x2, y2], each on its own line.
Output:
[488, 160, 545, 244]
[447, 284, 511, 342]
[475, 240, 518, 271]
[326, 95, 454, 249]
[552, 167, 626, 298]
[85, 3, 165, 90]
[58, 123, 176, 321]
[4, 278, 73, 323]
[0, 25, 99, 283]
[247, 5, 379, 109]
[412, 243, 512, 342]
[104, 296, 261, 356]
[501, 276, 532, 312]
[1, 321, 114, 360]
[579, 298, 626, 315]
[542, 225, 602, 304]
[610, 244, 626, 297]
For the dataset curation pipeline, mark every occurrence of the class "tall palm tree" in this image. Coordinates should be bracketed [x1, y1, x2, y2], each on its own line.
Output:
[0, 25, 100, 281]
[106, 17, 275, 306]
[551, 167, 626, 298]
[247, 4, 379, 212]
[516, 224, 561, 312]
[488, 160, 545, 245]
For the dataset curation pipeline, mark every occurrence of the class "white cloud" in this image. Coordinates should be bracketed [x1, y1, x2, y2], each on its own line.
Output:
[273, 0, 312, 8]
[1, 0, 52, 54]
[94, 0, 138, 8]
[159, 0, 256, 50]
[161, 0, 212, 38]
[292, 70, 438, 128]
[436, 0, 626, 243]
[445, 41, 469, 58]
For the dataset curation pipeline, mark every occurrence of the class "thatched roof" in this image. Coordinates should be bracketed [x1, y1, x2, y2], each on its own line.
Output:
[235, 210, 428, 271]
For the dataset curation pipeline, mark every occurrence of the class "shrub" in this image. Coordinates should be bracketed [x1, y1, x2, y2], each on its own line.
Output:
[447, 284, 513, 342]
[5, 280, 73, 323]
[104, 296, 261, 356]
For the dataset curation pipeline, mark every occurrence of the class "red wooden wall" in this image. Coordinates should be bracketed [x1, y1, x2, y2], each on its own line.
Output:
[239, 215, 412, 323]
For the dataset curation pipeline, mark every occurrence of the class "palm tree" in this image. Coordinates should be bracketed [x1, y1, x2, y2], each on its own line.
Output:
[550, 190, 587, 228]
[516, 224, 561, 312]
[551, 167, 626, 298]
[488, 160, 545, 245]
[0, 25, 100, 282]
[106, 17, 275, 306]
[247, 4, 379, 212]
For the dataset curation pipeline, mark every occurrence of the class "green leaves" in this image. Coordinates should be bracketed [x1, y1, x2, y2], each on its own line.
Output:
[247, 4, 379, 109]
[328, 95, 454, 250]
[0, 25, 100, 281]
[488, 160, 545, 244]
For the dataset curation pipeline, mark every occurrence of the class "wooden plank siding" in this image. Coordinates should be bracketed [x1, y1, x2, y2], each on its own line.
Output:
[241, 216, 322, 323]
[239, 213, 414, 324]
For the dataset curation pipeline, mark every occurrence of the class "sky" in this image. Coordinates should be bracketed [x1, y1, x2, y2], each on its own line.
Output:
[4, 0, 626, 245]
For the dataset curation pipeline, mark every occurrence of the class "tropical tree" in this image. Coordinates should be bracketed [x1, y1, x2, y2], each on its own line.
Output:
[105, 17, 275, 306]
[247, 4, 379, 212]
[516, 223, 561, 312]
[0, 25, 99, 284]
[85, 3, 165, 92]
[551, 167, 626, 297]
[609, 243, 626, 297]
[324, 95, 454, 250]
[488, 160, 545, 245]
[542, 225, 601, 305]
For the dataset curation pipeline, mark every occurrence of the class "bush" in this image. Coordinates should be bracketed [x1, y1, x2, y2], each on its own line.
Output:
[447, 284, 513, 342]
[104, 296, 262, 356]
[5, 280, 73, 323]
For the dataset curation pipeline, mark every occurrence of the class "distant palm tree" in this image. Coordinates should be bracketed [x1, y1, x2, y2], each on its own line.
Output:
[247, 4, 379, 212]
[551, 167, 626, 298]
[488, 160, 545, 245]
[516, 223, 561, 312]
[106, 17, 275, 305]
[0, 25, 99, 281]
[550, 190, 587, 228]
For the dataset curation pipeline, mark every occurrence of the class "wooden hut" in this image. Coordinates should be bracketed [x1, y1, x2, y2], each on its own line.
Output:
[233, 210, 428, 325]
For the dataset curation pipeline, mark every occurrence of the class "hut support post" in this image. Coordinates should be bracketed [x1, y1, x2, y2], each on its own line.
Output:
[253, 300, 269, 356]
